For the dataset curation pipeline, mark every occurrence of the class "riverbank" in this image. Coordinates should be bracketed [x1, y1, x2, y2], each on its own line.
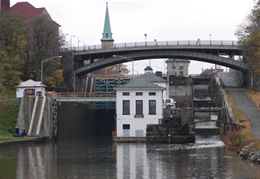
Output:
[221, 89, 260, 164]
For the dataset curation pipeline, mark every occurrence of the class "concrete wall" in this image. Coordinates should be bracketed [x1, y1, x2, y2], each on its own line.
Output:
[16, 96, 52, 137]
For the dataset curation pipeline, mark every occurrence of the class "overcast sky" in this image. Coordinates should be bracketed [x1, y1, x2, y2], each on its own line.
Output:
[10, 0, 255, 74]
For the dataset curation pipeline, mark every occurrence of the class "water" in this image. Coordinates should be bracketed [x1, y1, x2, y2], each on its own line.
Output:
[0, 136, 260, 179]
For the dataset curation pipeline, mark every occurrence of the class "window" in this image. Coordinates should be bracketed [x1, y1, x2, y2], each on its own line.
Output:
[123, 124, 130, 137]
[149, 100, 156, 115]
[135, 130, 144, 137]
[123, 92, 130, 96]
[123, 100, 130, 115]
[123, 124, 130, 129]
[136, 92, 143, 96]
[135, 100, 143, 115]
[149, 92, 156, 96]
[106, 33, 108, 38]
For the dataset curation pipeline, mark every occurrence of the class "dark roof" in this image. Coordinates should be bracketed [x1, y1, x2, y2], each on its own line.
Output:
[135, 73, 166, 83]
[10, 2, 45, 18]
[115, 79, 165, 90]
[144, 66, 153, 71]
[10, 2, 60, 26]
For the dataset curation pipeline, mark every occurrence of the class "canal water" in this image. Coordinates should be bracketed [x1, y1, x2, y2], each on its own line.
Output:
[0, 136, 260, 179]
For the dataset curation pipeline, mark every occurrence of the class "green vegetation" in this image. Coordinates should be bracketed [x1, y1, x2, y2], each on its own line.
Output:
[0, 103, 19, 136]
[0, 12, 74, 97]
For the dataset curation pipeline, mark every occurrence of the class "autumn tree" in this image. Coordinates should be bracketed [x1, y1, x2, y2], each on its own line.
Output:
[25, 14, 65, 88]
[0, 13, 27, 95]
[236, 0, 260, 74]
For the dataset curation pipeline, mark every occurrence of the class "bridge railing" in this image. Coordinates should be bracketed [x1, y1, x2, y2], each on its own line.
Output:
[60, 40, 238, 52]
[49, 92, 116, 98]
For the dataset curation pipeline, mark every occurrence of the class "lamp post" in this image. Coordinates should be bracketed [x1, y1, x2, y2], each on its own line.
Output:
[73, 35, 79, 51]
[209, 34, 211, 45]
[79, 40, 85, 50]
[66, 34, 72, 50]
[41, 56, 62, 96]
[113, 55, 134, 78]
[144, 33, 147, 46]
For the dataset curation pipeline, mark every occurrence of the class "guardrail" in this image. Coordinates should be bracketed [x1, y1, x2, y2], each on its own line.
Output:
[47, 92, 116, 98]
[60, 40, 238, 52]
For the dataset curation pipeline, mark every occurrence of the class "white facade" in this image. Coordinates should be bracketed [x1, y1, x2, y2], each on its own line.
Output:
[16, 79, 45, 98]
[116, 87, 164, 137]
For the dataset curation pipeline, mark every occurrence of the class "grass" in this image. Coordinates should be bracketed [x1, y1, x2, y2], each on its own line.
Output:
[0, 102, 20, 141]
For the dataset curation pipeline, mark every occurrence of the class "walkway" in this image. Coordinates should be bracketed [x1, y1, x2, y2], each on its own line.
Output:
[220, 72, 260, 139]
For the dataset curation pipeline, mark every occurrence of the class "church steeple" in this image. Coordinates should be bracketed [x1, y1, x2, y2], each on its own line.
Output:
[101, 2, 114, 47]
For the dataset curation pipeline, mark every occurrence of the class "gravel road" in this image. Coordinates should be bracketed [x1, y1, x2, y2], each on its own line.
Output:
[220, 72, 260, 139]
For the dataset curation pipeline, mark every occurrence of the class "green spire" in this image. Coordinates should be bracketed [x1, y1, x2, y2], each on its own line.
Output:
[101, 2, 114, 42]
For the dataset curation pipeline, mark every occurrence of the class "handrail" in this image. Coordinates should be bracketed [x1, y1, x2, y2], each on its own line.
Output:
[47, 92, 116, 98]
[60, 40, 238, 52]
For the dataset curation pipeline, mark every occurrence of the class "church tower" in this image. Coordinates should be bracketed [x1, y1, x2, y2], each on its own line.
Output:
[101, 2, 114, 49]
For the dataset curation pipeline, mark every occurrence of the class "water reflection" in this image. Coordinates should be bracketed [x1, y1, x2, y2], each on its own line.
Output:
[1, 137, 260, 179]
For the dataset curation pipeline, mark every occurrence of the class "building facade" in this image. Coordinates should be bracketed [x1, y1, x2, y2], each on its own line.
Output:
[115, 79, 165, 137]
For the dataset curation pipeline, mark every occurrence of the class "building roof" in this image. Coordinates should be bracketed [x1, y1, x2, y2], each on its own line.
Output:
[17, 79, 43, 88]
[10, 2, 60, 26]
[115, 79, 165, 90]
[144, 66, 153, 71]
[10, 2, 45, 18]
[135, 73, 166, 83]
[101, 2, 114, 42]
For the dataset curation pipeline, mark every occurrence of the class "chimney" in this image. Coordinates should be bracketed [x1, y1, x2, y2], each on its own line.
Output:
[0, 0, 10, 13]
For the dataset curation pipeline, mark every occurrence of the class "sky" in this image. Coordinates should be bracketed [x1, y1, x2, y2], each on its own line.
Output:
[10, 0, 255, 74]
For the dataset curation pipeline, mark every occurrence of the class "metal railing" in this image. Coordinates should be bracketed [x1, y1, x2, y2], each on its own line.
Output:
[60, 40, 238, 52]
[47, 92, 116, 98]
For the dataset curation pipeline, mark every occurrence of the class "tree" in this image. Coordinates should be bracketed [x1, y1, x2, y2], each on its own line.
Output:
[0, 13, 27, 95]
[0, 50, 23, 94]
[236, 0, 260, 75]
[25, 14, 64, 82]
[106, 64, 130, 74]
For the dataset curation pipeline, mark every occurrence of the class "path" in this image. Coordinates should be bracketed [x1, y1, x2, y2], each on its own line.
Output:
[220, 72, 260, 139]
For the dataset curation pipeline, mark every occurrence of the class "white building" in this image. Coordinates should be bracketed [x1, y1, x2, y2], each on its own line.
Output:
[135, 72, 168, 98]
[16, 79, 44, 98]
[115, 78, 165, 137]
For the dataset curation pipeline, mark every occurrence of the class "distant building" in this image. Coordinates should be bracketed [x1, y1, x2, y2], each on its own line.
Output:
[166, 58, 190, 78]
[115, 79, 165, 137]
[9, 2, 59, 26]
[16, 79, 44, 98]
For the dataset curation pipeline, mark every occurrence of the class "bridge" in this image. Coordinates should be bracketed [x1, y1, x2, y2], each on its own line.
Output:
[61, 40, 249, 75]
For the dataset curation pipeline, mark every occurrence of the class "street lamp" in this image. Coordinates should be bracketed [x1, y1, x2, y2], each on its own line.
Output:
[41, 56, 62, 96]
[113, 55, 134, 78]
[209, 34, 211, 45]
[144, 33, 147, 46]
[66, 34, 72, 50]
[73, 35, 79, 51]
[79, 40, 85, 50]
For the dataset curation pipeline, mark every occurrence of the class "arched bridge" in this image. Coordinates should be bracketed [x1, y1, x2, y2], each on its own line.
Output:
[67, 40, 248, 75]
